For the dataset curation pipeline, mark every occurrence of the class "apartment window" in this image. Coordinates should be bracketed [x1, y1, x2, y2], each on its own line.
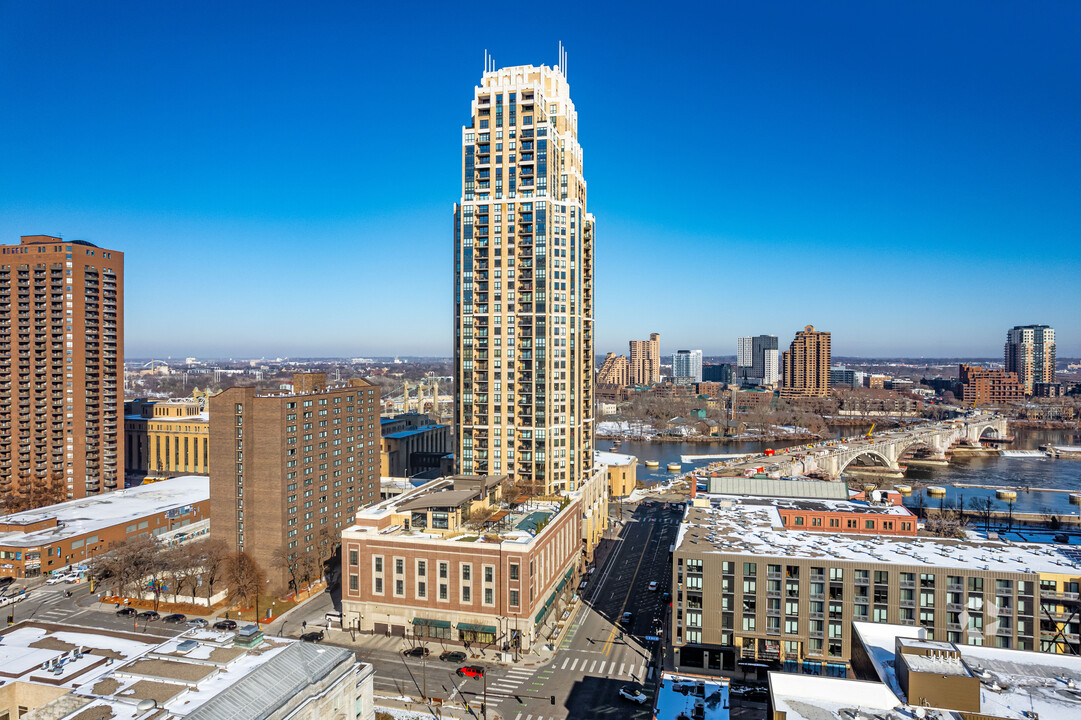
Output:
[969, 577, 984, 592]
[439, 583, 448, 600]
[417, 581, 426, 598]
[374, 556, 383, 572]
[874, 607, 889, 623]
[349, 575, 358, 591]
[510, 563, 519, 580]
[874, 570, 889, 584]
[829, 568, 844, 582]
[374, 577, 383, 594]
[418, 560, 426, 576]
[510, 589, 519, 606]
[349, 550, 358, 566]
[742, 616, 756, 632]
[439, 562, 448, 579]
[395, 579, 404, 596]
[793, 516, 804, 526]
[484, 587, 494, 604]
[462, 564, 471, 581]
[744, 562, 757, 577]
[395, 558, 404, 574]
[785, 619, 799, 634]
[462, 586, 471, 603]
[485, 566, 494, 583]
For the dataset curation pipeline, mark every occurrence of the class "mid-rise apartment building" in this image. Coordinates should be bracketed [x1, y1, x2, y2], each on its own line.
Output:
[209, 373, 380, 591]
[379, 413, 451, 477]
[0, 235, 123, 502]
[452, 58, 595, 495]
[596, 351, 629, 386]
[958, 363, 1024, 406]
[124, 397, 209, 479]
[673, 349, 703, 385]
[672, 495, 1080, 679]
[738, 335, 780, 386]
[341, 465, 606, 652]
[702, 363, 735, 384]
[780, 326, 831, 399]
[1005, 324, 1056, 395]
[629, 333, 661, 386]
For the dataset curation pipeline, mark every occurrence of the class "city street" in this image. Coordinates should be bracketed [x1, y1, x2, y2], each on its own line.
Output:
[3, 583, 188, 638]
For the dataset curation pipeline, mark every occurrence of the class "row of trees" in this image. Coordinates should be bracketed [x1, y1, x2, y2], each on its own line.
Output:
[89, 535, 267, 610]
[0, 472, 69, 514]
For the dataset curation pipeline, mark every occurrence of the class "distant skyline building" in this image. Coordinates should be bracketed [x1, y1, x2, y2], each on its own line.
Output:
[629, 333, 660, 386]
[596, 351, 629, 386]
[737, 334, 779, 386]
[959, 363, 1024, 406]
[1005, 324, 1055, 395]
[780, 325, 831, 398]
[702, 363, 735, 384]
[452, 58, 595, 494]
[672, 349, 703, 385]
[0, 235, 123, 503]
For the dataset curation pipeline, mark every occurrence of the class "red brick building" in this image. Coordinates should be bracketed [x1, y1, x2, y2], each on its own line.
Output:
[959, 364, 1024, 407]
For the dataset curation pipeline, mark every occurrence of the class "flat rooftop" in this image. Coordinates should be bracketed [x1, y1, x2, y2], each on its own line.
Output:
[674, 495, 1081, 575]
[768, 673, 902, 720]
[0, 476, 208, 549]
[655, 672, 729, 720]
[855, 621, 1081, 719]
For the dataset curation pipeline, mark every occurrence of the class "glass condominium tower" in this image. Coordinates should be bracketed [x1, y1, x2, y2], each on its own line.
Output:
[453, 56, 595, 494]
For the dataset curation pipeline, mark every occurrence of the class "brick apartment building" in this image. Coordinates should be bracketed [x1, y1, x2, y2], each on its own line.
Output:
[0, 235, 123, 501]
[780, 326, 831, 399]
[958, 364, 1024, 406]
[209, 373, 380, 591]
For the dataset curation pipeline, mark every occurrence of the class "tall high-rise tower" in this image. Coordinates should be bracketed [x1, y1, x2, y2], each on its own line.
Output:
[0, 235, 124, 505]
[1005, 324, 1055, 395]
[672, 350, 702, 385]
[780, 325, 831, 398]
[629, 333, 660, 386]
[453, 52, 595, 494]
[737, 335, 779, 386]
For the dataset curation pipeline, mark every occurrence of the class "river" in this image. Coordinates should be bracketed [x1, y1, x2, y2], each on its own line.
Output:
[604, 427, 1081, 517]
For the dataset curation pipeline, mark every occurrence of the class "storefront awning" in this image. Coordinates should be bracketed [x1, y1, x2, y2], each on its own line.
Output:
[412, 617, 451, 628]
[457, 622, 497, 634]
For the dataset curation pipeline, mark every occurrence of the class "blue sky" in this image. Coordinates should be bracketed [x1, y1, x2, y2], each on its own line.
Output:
[1, 1, 1078, 359]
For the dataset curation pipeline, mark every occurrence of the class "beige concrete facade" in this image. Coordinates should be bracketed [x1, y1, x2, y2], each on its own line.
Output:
[1005, 324, 1056, 395]
[125, 397, 210, 478]
[629, 333, 661, 386]
[780, 325, 831, 399]
[596, 351, 629, 386]
[453, 60, 595, 495]
[209, 374, 381, 591]
[0, 236, 123, 501]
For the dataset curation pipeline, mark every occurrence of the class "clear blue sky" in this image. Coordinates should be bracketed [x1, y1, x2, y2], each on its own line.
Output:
[1, 1, 1078, 359]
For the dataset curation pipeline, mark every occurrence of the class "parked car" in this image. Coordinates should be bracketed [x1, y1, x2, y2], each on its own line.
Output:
[618, 686, 648, 704]
[731, 685, 769, 701]
[621, 611, 634, 625]
[137, 610, 160, 621]
[300, 631, 325, 643]
[116, 607, 137, 617]
[45, 575, 67, 585]
[440, 651, 467, 663]
[213, 619, 238, 631]
[162, 613, 186, 624]
[456, 665, 485, 679]
[186, 618, 209, 628]
[648, 581, 658, 591]
[63, 574, 81, 583]
[403, 646, 430, 658]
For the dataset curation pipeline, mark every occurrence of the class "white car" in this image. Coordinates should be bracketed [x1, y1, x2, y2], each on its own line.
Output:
[618, 686, 648, 704]
[648, 581, 658, 591]
[45, 576, 66, 585]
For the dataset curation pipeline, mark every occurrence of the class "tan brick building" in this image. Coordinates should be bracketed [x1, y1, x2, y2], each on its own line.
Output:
[780, 325, 831, 399]
[629, 333, 661, 386]
[0, 236, 123, 503]
[959, 364, 1024, 406]
[209, 374, 380, 591]
[341, 474, 591, 651]
[596, 351, 629, 386]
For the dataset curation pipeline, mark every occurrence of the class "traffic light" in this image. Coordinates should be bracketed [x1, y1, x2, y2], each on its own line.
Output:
[550, 695, 555, 705]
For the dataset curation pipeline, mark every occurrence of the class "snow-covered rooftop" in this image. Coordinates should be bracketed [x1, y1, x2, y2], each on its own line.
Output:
[768, 674, 902, 720]
[674, 495, 1081, 575]
[655, 672, 729, 720]
[854, 621, 1081, 720]
[595, 450, 637, 466]
[0, 476, 208, 549]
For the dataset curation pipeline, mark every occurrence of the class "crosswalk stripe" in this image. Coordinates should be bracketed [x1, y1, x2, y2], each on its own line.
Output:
[561, 657, 569, 669]
[589, 660, 597, 673]
[619, 662, 626, 676]
[514, 714, 522, 720]
[638, 664, 646, 678]
[570, 658, 578, 671]
[507, 669, 533, 676]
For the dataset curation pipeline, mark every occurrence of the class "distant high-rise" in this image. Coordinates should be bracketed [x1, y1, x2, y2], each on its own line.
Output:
[0, 235, 123, 503]
[629, 333, 660, 386]
[672, 350, 703, 385]
[596, 352, 629, 386]
[737, 335, 779, 386]
[780, 326, 831, 398]
[453, 56, 595, 494]
[1005, 325, 1055, 395]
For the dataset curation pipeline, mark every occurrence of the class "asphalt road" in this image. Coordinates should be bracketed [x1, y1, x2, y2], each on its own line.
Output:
[3, 583, 188, 638]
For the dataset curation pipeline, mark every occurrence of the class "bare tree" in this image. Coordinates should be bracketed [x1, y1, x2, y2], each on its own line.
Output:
[968, 496, 997, 532]
[89, 534, 164, 600]
[299, 548, 323, 596]
[189, 538, 229, 604]
[225, 550, 266, 612]
[272, 546, 301, 596]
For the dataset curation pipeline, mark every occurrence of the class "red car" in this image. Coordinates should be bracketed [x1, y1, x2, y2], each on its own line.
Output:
[456, 665, 485, 679]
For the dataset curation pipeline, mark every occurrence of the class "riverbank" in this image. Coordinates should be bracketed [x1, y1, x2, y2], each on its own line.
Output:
[1009, 419, 1081, 430]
